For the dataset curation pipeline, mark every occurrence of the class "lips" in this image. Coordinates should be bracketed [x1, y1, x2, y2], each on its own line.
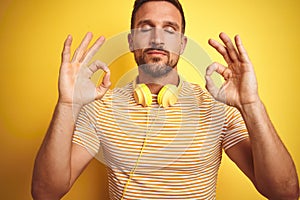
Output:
[145, 48, 168, 56]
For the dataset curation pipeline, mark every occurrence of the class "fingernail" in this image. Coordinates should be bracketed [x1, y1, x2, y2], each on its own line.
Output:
[99, 36, 105, 41]
[104, 67, 110, 73]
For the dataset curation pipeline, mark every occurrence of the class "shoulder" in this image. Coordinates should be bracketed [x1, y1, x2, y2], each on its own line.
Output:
[181, 81, 218, 106]
[84, 82, 134, 108]
[183, 81, 240, 114]
[110, 82, 134, 99]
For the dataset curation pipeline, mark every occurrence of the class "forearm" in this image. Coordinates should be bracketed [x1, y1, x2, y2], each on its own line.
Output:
[239, 100, 299, 199]
[32, 102, 81, 199]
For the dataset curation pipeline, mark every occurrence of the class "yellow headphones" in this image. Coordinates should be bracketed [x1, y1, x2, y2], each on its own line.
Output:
[133, 77, 182, 108]
[120, 78, 182, 199]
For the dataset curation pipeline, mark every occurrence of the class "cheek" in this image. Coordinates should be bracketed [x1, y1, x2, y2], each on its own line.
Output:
[169, 53, 180, 63]
[133, 49, 144, 62]
[133, 35, 151, 50]
[164, 38, 182, 54]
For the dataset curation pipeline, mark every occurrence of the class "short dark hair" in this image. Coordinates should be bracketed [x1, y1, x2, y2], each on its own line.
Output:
[131, 0, 186, 34]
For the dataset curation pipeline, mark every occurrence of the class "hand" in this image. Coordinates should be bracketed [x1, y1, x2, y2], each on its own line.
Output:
[205, 32, 260, 109]
[58, 32, 111, 107]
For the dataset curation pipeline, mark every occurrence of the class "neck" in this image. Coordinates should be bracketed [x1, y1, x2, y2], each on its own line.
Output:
[137, 68, 179, 94]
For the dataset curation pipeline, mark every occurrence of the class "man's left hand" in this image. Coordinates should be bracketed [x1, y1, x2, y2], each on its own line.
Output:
[205, 32, 260, 109]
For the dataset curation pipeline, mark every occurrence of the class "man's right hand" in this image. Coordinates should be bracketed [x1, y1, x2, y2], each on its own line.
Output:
[58, 32, 111, 107]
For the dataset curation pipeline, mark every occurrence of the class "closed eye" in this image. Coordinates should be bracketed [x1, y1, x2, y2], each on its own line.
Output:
[164, 26, 176, 34]
[140, 24, 153, 32]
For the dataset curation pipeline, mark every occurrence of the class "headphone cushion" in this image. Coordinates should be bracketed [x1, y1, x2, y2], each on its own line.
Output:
[134, 84, 152, 107]
[157, 84, 179, 107]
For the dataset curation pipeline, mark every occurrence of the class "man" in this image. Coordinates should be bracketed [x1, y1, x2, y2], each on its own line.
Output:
[32, 0, 299, 199]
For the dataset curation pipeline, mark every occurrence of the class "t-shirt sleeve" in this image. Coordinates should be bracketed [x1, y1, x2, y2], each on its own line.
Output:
[222, 106, 249, 151]
[72, 103, 100, 156]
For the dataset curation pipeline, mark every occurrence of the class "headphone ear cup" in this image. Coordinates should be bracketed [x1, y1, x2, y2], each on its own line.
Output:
[133, 84, 152, 107]
[157, 84, 179, 108]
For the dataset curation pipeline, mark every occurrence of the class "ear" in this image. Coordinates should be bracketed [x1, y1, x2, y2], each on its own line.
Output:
[128, 33, 134, 52]
[179, 36, 187, 55]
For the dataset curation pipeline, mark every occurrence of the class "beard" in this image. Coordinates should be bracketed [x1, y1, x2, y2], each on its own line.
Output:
[134, 48, 179, 78]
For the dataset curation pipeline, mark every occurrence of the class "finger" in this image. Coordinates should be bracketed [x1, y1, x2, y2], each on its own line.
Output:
[95, 70, 111, 100]
[205, 62, 227, 98]
[71, 32, 93, 62]
[235, 35, 250, 63]
[206, 62, 231, 77]
[61, 35, 72, 64]
[205, 75, 218, 98]
[81, 36, 105, 65]
[88, 60, 109, 73]
[208, 38, 233, 64]
[219, 32, 239, 62]
[86, 60, 109, 79]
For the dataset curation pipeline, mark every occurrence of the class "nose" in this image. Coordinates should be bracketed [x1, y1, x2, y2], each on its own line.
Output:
[150, 28, 164, 47]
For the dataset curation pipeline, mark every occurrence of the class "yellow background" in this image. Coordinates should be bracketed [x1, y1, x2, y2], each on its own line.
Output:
[0, 0, 299, 199]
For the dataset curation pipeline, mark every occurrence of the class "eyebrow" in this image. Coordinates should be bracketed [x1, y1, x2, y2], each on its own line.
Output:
[136, 20, 180, 30]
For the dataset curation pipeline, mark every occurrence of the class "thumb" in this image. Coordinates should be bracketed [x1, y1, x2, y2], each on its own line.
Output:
[95, 70, 111, 100]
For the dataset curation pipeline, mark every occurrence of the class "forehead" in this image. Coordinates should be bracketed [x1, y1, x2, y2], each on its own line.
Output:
[134, 1, 182, 28]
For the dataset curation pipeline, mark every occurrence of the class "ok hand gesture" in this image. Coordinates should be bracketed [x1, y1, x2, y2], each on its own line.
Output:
[205, 32, 260, 109]
[58, 32, 111, 107]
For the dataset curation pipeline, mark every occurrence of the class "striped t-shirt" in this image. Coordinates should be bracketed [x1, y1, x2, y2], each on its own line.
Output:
[73, 81, 248, 199]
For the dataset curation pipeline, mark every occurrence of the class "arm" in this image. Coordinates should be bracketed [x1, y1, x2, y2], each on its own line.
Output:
[227, 100, 298, 199]
[31, 33, 111, 200]
[205, 32, 299, 199]
[31, 103, 93, 200]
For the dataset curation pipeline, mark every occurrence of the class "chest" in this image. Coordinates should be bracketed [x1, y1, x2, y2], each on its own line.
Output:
[97, 99, 226, 172]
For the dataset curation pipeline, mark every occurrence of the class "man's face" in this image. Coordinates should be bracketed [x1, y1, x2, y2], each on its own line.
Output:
[129, 1, 187, 78]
